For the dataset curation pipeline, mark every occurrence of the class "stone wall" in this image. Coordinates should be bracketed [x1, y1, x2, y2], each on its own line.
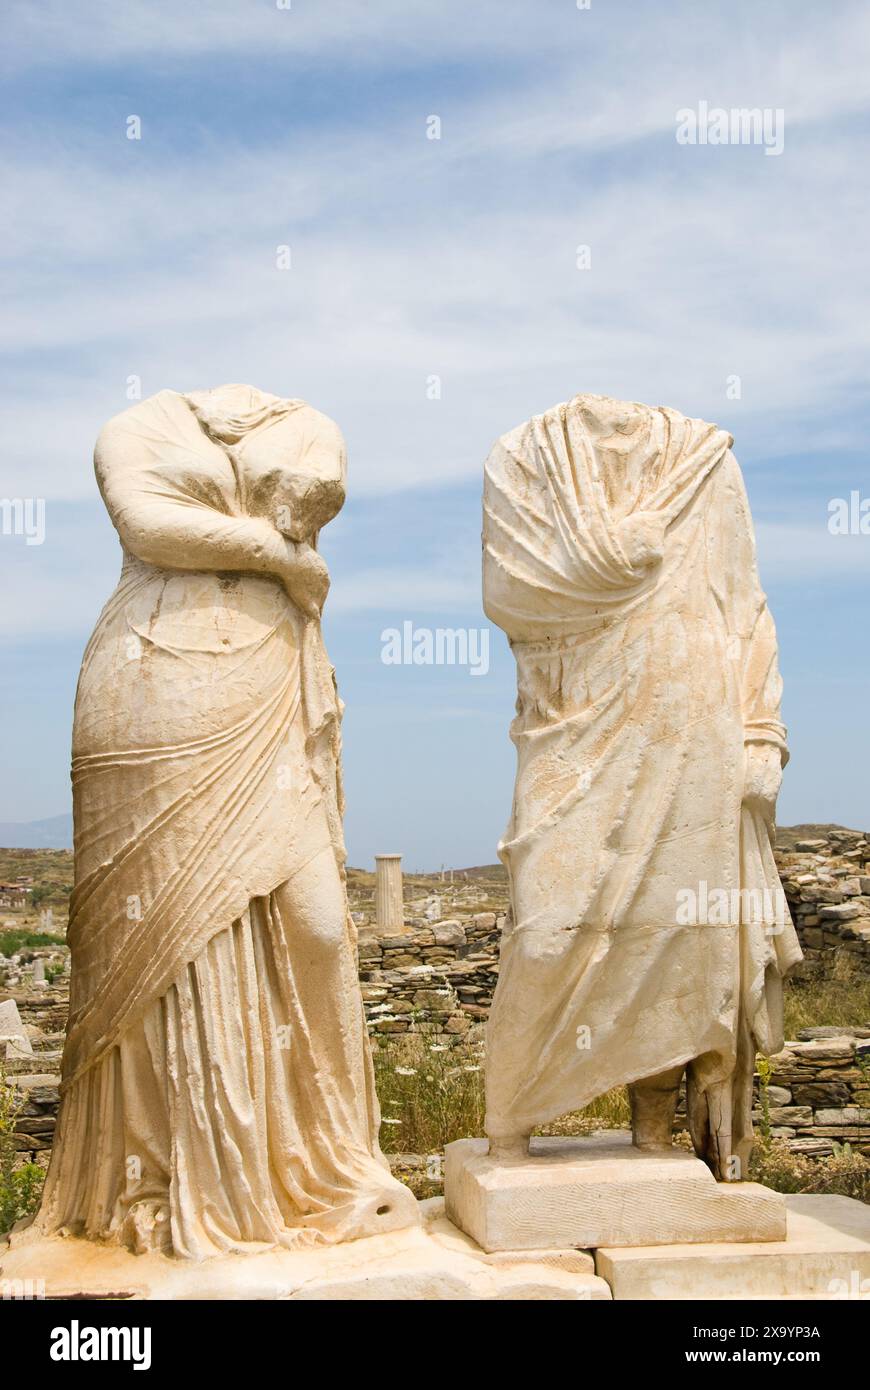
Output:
[358, 913, 501, 1046]
[8, 1004, 868, 1164]
[671, 1029, 870, 1158]
[778, 829, 870, 982]
[2, 984, 66, 1165]
[5, 827, 870, 1168]
[759, 1029, 870, 1156]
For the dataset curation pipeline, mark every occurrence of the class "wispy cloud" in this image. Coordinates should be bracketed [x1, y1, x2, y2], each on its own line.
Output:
[2, 1, 869, 848]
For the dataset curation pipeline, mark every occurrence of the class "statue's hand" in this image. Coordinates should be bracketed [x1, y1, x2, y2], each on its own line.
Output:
[615, 511, 666, 572]
[742, 742, 782, 818]
[281, 540, 330, 619]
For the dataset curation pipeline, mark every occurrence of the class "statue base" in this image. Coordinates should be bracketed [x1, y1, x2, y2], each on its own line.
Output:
[445, 1131, 787, 1252]
[596, 1194, 870, 1300]
[4, 1184, 868, 1299]
[0, 1200, 611, 1302]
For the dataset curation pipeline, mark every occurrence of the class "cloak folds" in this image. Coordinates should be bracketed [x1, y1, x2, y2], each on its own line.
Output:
[62, 390, 346, 1089]
[482, 395, 801, 1170]
[38, 388, 417, 1255]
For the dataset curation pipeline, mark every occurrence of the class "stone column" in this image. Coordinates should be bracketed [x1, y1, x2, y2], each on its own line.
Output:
[374, 854, 404, 933]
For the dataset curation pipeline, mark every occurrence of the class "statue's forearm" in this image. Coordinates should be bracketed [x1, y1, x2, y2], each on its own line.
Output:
[111, 501, 290, 580]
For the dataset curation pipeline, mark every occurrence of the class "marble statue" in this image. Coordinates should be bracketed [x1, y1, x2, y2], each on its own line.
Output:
[5, 386, 869, 1301]
[33, 384, 417, 1257]
[481, 394, 802, 1179]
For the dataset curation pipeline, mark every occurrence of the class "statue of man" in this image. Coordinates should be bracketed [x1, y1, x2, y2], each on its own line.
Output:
[482, 394, 801, 1179]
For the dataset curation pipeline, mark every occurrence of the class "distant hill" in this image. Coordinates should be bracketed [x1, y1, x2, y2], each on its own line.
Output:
[427, 863, 507, 881]
[774, 823, 862, 850]
[0, 813, 73, 849]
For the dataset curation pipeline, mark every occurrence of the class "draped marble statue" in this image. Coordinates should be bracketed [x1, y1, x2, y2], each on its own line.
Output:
[482, 394, 802, 1179]
[35, 385, 417, 1257]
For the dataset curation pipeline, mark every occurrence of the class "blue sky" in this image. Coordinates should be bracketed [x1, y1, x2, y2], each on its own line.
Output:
[1, 0, 868, 867]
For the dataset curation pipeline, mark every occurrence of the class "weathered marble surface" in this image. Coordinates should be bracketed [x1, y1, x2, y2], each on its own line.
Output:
[445, 1132, 786, 1252]
[480, 394, 802, 1178]
[595, 1195, 870, 1300]
[0, 998, 32, 1060]
[30, 385, 417, 1259]
[1, 1201, 610, 1301]
[375, 853, 405, 932]
[6, 1192, 868, 1300]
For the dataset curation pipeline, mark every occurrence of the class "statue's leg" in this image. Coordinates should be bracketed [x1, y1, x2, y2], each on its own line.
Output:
[486, 1133, 530, 1160]
[269, 844, 420, 1235]
[686, 1052, 743, 1181]
[629, 1064, 685, 1151]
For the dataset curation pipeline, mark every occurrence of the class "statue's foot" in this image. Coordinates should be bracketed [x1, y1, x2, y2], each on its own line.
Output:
[119, 1200, 173, 1256]
[632, 1136, 674, 1152]
[629, 1064, 684, 1153]
[487, 1133, 530, 1161]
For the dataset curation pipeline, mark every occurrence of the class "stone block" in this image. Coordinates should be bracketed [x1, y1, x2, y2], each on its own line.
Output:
[0, 1202, 612, 1301]
[444, 1132, 786, 1253]
[814, 1107, 870, 1126]
[765, 1085, 792, 1104]
[595, 1195, 870, 1299]
[767, 1105, 813, 1126]
[820, 903, 863, 921]
[792, 1083, 850, 1107]
[432, 920, 466, 946]
[0, 999, 32, 1059]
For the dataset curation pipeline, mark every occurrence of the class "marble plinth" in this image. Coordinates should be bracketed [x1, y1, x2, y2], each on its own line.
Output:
[445, 1132, 787, 1253]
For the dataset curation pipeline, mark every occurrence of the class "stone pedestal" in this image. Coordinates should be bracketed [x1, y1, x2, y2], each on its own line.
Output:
[445, 1132, 786, 1253]
[374, 853, 404, 933]
[5, 1189, 868, 1300]
[0, 1200, 611, 1301]
[595, 1194, 870, 1300]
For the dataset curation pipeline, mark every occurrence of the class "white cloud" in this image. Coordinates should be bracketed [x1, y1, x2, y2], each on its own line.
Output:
[2, 0, 543, 68]
[5, 131, 868, 505]
[3, 0, 869, 600]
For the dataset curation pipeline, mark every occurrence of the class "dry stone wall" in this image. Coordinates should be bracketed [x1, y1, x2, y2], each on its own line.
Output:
[671, 1029, 870, 1158]
[778, 829, 870, 982]
[761, 1030, 870, 1156]
[4, 827, 870, 1165]
[358, 913, 501, 1045]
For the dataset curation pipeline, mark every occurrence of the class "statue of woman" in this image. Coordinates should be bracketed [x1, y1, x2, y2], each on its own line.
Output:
[36, 385, 417, 1257]
[482, 394, 802, 1179]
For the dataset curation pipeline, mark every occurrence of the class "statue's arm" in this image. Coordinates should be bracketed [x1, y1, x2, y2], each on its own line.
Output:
[94, 419, 329, 617]
[714, 451, 787, 816]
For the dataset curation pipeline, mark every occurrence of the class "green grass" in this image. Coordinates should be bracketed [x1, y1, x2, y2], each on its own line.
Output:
[535, 1087, 632, 1138]
[0, 930, 67, 958]
[783, 977, 870, 1036]
[373, 1036, 486, 1157]
[0, 1067, 45, 1235]
[750, 1138, 869, 1202]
